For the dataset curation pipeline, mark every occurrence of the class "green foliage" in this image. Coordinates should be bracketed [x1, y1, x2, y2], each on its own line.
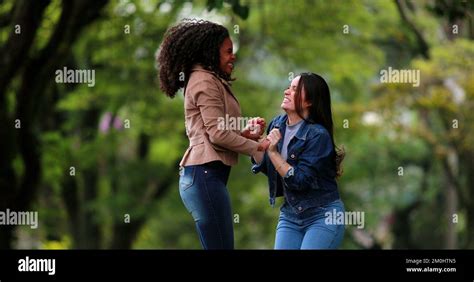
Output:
[6, 0, 471, 249]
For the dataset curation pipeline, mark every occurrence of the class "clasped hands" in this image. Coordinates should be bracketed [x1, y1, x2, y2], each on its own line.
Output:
[241, 118, 281, 152]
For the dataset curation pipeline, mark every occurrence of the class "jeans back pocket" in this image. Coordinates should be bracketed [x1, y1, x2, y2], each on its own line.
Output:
[179, 166, 196, 191]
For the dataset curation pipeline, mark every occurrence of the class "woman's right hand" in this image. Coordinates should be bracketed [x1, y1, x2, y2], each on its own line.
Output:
[266, 128, 281, 153]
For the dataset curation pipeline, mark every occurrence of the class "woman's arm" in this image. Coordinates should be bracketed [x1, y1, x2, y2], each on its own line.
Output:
[251, 134, 269, 164]
[251, 142, 268, 175]
[267, 151, 291, 177]
[252, 150, 265, 164]
[266, 129, 291, 177]
[266, 128, 334, 191]
[250, 116, 280, 175]
[191, 78, 267, 155]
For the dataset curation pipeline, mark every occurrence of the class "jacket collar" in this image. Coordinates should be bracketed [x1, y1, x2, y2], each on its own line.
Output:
[191, 64, 232, 87]
[276, 114, 310, 141]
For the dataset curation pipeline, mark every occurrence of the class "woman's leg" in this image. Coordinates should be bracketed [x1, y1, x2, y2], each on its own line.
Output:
[274, 211, 304, 249]
[179, 162, 233, 249]
[300, 200, 345, 249]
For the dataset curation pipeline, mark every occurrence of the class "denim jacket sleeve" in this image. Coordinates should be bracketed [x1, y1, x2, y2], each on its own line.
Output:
[282, 128, 334, 191]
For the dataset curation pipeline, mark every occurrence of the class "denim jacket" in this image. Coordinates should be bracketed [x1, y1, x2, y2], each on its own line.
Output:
[251, 114, 340, 214]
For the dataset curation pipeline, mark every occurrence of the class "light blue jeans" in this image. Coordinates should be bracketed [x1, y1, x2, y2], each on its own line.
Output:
[274, 199, 345, 249]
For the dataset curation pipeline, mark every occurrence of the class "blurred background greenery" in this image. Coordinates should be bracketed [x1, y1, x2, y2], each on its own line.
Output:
[0, 0, 473, 249]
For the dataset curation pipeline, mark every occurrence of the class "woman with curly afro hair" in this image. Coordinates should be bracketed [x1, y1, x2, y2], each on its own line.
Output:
[157, 19, 269, 249]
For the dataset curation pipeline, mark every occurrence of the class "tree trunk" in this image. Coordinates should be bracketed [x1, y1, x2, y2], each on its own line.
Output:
[0, 0, 51, 251]
[0, 0, 109, 249]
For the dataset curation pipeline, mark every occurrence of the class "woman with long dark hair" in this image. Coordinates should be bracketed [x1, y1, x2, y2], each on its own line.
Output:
[157, 19, 267, 249]
[252, 72, 345, 249]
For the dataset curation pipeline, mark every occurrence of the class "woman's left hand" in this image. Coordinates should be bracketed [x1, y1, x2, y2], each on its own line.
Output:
[242, 117, 266, 140]
[267, 128, 281, 152]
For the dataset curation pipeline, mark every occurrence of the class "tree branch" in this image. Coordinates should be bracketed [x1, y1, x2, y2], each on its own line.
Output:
[14, 0, 109, 212]
[394, 0, 430, 59]
[0, 0, 50, 96]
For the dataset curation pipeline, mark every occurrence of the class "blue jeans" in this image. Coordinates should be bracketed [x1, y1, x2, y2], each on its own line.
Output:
[275, 199, 345, 249]
[179, 161, 233, 249]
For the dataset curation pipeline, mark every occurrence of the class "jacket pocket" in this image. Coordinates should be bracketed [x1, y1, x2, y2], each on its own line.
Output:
[286, 146, 304, 163]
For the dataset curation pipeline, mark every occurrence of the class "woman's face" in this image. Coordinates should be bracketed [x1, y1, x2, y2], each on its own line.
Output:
[219, 37, 236, 75]
[281, 76, 312, 114]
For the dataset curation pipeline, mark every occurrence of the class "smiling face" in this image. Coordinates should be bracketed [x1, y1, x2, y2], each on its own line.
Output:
[281, 76, 299, 112]
[219, 37, 236, 76]
[281, 76, 312, 117]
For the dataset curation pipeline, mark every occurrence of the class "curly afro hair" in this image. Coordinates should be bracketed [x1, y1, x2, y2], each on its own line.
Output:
[156, 19, 231, 98]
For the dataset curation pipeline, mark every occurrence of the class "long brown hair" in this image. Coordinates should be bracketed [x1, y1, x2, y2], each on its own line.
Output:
[294, 72, 345, 177]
